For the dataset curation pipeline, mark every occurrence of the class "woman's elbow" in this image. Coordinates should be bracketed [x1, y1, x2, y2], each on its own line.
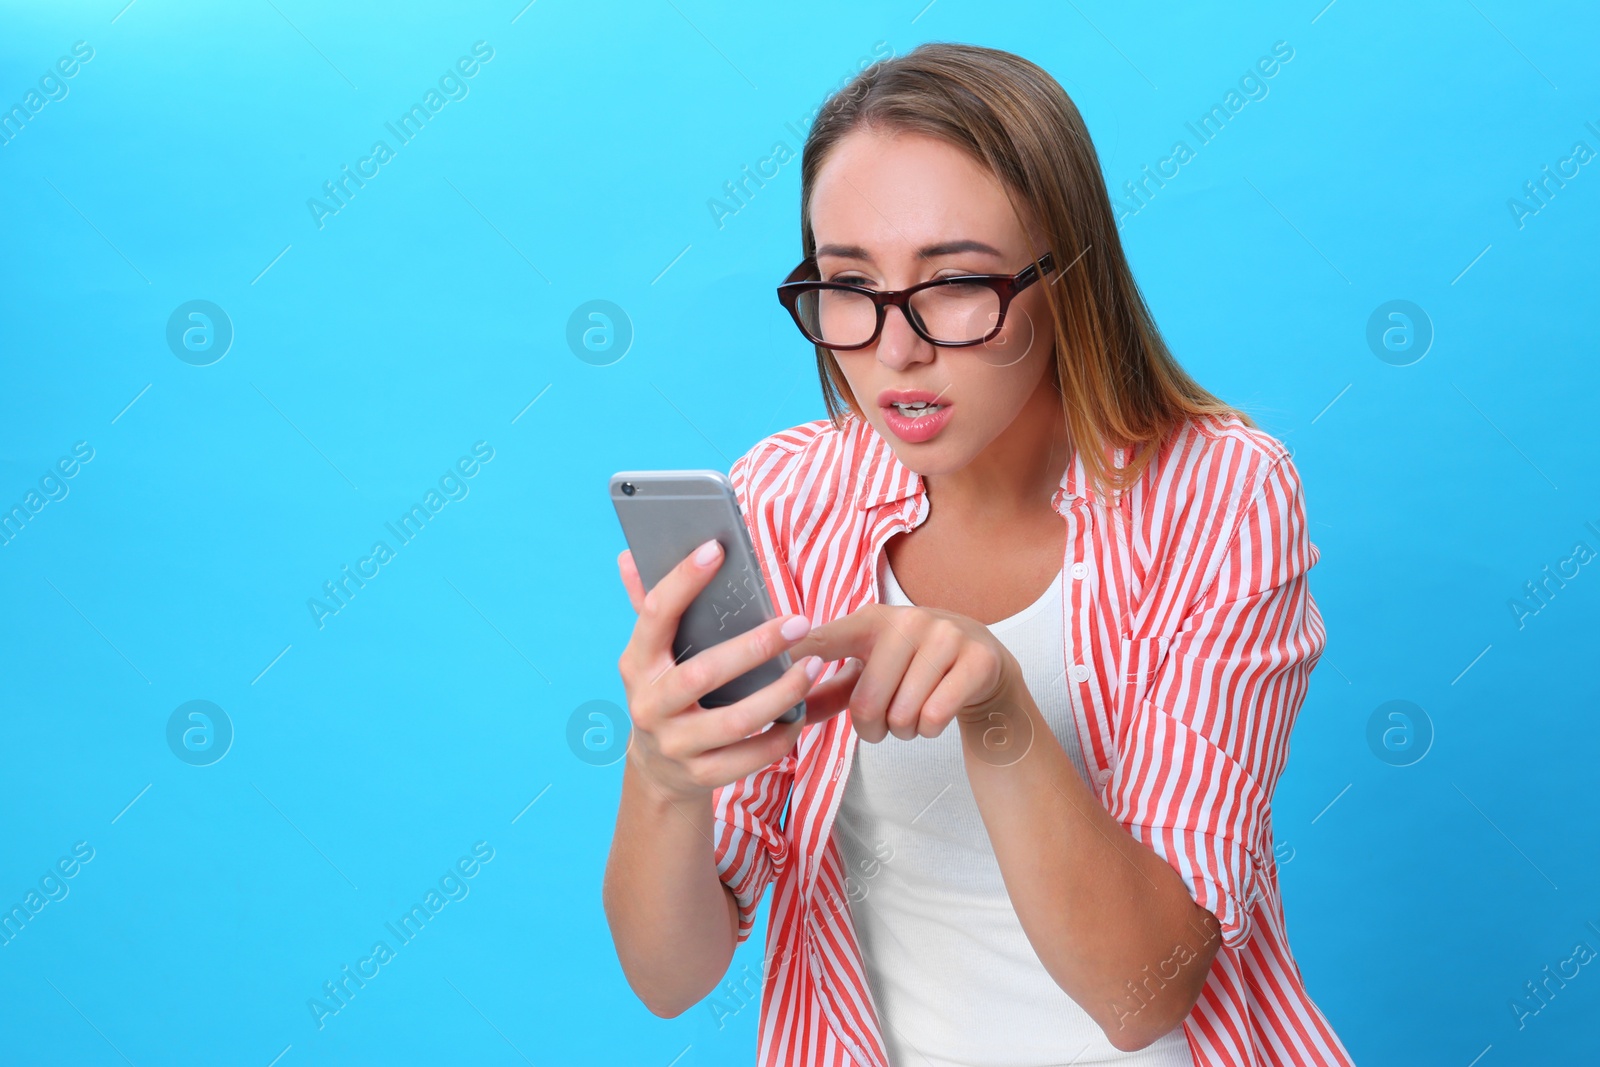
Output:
[612, 949, 717, 1019]
[1091, 965, 1210, 1052]
[1103, 1011, 1191, 1054]
[640, 990, 697, 1019]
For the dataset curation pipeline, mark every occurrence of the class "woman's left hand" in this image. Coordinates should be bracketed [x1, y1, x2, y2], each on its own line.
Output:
[787, 603, 1025, 742]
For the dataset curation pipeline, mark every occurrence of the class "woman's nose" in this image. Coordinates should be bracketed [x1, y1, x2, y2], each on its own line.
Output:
[875, 304, 935, 369]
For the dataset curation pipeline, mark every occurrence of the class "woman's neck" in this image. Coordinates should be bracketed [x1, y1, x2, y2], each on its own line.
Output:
[923, 373, 1070, 526]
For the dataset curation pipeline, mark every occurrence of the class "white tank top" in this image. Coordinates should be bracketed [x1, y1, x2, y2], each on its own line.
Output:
[831, 551, 1197, 1067]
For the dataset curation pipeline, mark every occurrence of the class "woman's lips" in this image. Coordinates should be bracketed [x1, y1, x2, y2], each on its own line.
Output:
[880, 403, 953, 443]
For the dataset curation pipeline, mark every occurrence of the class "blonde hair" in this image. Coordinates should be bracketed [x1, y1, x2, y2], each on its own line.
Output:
[798, 42, 1253, 502]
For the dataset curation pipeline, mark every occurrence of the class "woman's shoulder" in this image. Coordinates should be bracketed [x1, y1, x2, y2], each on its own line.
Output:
[729, 414, 878, 505]
[736, 416, 842, 463]
[1151, 410, 1301, 502]
[1134, 412, 1312, 569]
[1180, 409, 1293, 464]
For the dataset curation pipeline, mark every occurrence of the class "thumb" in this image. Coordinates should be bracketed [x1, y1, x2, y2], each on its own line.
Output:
[798, 657, 863, 727]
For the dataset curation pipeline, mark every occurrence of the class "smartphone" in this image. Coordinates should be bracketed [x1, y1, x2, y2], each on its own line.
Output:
[610, 469, 805, 724]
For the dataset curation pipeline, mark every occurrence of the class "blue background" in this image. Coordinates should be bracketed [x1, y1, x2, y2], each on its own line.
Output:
[2, 0, 1597, 1064]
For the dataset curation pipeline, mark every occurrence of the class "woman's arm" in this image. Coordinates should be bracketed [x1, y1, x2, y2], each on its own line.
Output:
[599, 542, 810, 1016]
[966, 452, 1323, 1049]
[603, 755, 740, 1017]
[960, 683, 1221, 1050]
[789, 451, 1322, 1050]
[602, 543, 860, 1018]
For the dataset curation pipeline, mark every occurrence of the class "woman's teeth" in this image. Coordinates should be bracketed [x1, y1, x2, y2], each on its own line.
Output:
[892, 402, 943, 419]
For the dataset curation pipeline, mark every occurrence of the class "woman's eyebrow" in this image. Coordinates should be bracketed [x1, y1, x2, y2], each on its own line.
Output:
[815, 239, 1004, 260]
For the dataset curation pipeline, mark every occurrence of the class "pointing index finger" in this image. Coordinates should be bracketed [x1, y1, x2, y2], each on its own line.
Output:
[787, 606, 882, 665]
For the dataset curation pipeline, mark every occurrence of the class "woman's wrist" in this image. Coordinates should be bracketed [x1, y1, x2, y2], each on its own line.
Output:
[956, 657, 1041, 768]
[624, 744, 712, 812]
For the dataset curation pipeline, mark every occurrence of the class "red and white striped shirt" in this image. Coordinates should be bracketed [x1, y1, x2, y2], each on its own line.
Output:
[713, 411, 1354, 1066]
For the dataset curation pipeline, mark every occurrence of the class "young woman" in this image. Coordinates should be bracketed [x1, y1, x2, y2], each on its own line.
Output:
[604, 43, 1354, 1067]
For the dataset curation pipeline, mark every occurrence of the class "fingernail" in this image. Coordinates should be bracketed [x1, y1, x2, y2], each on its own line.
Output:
[694, 538, 721, 566]
[804, 655, 823, 681]
[780, 615, 811, 640]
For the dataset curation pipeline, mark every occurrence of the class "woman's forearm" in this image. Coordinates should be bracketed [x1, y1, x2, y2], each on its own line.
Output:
[959, 687, 1221, 1050]
[602, 754, 739, 1017]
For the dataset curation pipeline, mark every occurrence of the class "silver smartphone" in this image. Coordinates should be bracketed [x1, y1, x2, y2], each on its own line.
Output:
[610, 469, 805, 724]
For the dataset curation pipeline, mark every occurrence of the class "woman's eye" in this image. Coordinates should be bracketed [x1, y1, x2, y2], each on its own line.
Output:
[828, 273, 975, 286]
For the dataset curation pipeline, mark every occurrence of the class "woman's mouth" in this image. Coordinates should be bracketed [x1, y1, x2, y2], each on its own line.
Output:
[881, 401, 953, 443]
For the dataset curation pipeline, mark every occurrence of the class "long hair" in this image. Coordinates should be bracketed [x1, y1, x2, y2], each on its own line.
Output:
[797, 42, 1252, 503]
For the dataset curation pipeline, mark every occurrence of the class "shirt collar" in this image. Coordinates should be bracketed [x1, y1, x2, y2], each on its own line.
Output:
[847, 413, 1128, 514]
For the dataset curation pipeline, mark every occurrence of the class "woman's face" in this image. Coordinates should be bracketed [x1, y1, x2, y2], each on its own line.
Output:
[808, 125, 1057, 477]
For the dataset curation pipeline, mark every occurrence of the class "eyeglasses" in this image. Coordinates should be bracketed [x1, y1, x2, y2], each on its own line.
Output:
[776, 251, 1055, 350]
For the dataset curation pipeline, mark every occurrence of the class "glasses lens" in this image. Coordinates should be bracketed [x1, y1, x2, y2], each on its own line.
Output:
[795, 287, 879, 347]
[790, 280, 1006, 347]
[908, 281, 1002, 344]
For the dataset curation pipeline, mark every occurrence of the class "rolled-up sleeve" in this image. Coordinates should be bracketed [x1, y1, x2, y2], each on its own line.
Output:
[712, 439, 803, 944]
[1104, 452, 1326, 950]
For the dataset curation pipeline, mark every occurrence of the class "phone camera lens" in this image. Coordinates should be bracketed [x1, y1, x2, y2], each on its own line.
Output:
[620, 481, 635, 496]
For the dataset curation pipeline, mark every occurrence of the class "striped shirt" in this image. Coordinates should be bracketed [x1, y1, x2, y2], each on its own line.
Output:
[713, 411, 1355, 1066]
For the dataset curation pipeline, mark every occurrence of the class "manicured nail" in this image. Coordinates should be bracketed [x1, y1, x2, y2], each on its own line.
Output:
[804, 655, 823, 681]
[780, 615, 811, 640]
[694, 539, 721, 566]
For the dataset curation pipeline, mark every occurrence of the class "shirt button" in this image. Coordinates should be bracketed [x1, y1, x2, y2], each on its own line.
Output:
[1069, 562, 1088, 580]
[1069, 663, 1091, 683]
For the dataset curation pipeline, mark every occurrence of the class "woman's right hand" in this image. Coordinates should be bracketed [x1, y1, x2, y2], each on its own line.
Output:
[616, 538, 863, 804]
